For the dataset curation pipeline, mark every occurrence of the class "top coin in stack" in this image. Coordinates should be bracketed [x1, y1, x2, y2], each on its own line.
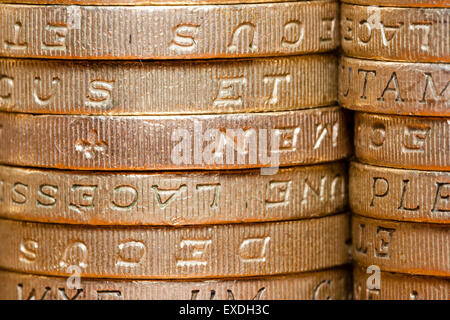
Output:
[0, 0, 327, 4]
[0, 1, 339, 59]
[341, 0, 449, 7]
[341, 3, 449, 62]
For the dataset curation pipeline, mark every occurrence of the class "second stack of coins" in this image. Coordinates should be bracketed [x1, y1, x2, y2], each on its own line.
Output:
[0, 0, 351, 299]
[339, 0, 449, 299]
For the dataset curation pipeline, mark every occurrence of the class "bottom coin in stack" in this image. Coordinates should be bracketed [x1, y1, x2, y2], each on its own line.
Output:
[353, 264, 449, 300]
[0, 267, 351, 300]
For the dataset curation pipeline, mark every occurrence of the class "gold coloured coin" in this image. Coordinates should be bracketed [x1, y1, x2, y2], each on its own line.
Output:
[0, 54, 337, 115]
[0, 162, 348, 225]
[341, 0, 450, 7]
[0, 0, 329, 3]
[0, 2, 339, 59]
[0, 267, 352, 300]
[341, 4, 450, 62]
[0, 214, 350, 279]
[353, 215, 450, 277]
[0, 0, 326, 3]
[353, 264, 449, 300]
[354, 112, 450, 171]
[350, 162, 450, 224]
[0, 107, 350, 171]
[339, 56, 450, 117]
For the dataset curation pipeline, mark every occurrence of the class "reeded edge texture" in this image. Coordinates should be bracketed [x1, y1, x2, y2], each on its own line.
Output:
[350, 161, 450, 223]
[0, 1, 339, 59]
[0, 0, 327, 4]
[352, 214, 450, 277]
[341, 0, 450, 7]
[0, 267, 352, 300]
[354, 112, 450, 171]
[0, 162, 348, 225]
[341, 4, 450, 62]
[339, 56, 450, 117]
[0, 214, 351, 279]
[353, 264, 450, 300]
[0, 107, 351, 170]
[0, 54, 337, 115]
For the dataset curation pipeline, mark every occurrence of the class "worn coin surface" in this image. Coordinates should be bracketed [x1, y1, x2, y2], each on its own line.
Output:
[350, 162, 450, 224]
[353, 264, 449, 300]
[339, 56, 450, 117]
[0, 107, 350, 170]
[0, 2, 339, 59]
[354, 112, 450, 171]
[0, 267, 351, 300]
[0, 162, 348, 225]
[0, 214, 350, 279]
[341, 0, 449, 7]
[353, 215, 449, 277]
[341, 4, 450, 62]
[0, 54, 337, 115]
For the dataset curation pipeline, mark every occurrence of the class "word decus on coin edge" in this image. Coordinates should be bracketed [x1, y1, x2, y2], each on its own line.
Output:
[0, 214, 351, 279]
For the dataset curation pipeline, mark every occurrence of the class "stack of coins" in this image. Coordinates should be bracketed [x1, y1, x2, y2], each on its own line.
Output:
[0, 0, 352, 299]
[339, 0, 449, 299]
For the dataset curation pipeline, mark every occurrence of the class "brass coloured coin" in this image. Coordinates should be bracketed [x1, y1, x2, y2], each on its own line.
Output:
[350, 161, 450, 224]
[353, 264, 449, 300]
[0, 214, 350, 279]
[353, 215, 450, 277]
[0, 2, 339, 59]
[341, 4, 450, 62]
[0, 54, 337, 115]
[339, 56, 450, 117]
[0, 162, 347, 225]
[341, 0, 449, 7]
[0, 0, 327, 4]
[355, 112, 450, 171]
[0, 107, 350, 170]
[0, 267, 352, 300]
